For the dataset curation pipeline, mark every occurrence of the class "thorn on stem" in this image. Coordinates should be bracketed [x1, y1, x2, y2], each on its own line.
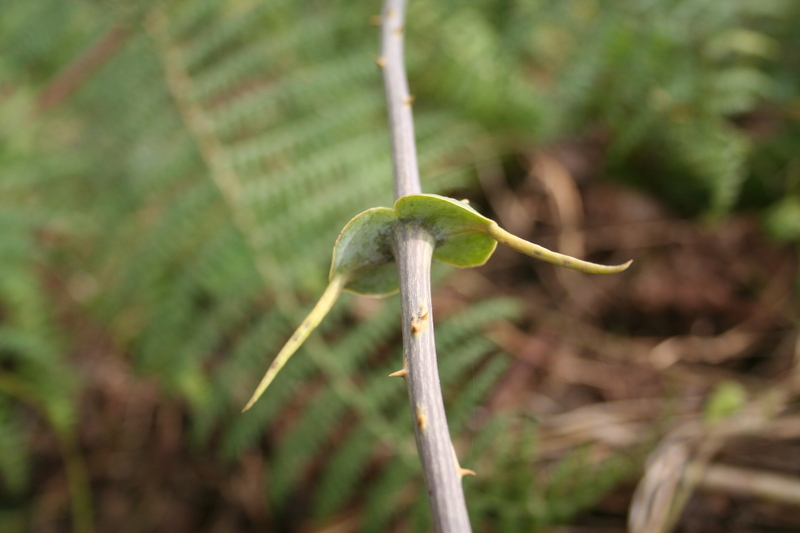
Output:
[460, 198, 470, 204]
[410, 307, 429, 336]
[458, 467, 477, 478]
[393, 26, 404, 36]
[389, 368, 408, 378]
[375, 56, 387, 68]
[416, 406, 428, 432]
[387, 7, 396, 18]
[403, 94, 415, 107]
[451, 446, 476, 478]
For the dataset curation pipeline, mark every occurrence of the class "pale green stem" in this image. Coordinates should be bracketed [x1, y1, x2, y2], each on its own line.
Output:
[487, 222, 632, 274]
[242, 275, 348, 412]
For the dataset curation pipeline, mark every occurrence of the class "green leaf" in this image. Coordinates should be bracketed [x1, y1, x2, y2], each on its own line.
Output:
[330, 207, 398, 296]
[396, 194, 631, 274]
[244, 207, 397, 411]
[394, 194, 497, 267]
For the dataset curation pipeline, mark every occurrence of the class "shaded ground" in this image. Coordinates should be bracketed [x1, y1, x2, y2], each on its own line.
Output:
[466, 149, 800, 533]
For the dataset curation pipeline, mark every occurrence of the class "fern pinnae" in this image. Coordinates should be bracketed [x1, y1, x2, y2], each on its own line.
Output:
[313, 424, 375, 519]
[311, 294, 518, 526]
[190, 12, 337, 100]
[211, 51, 378, 139]
[271, 306, 417, 509]
[434, 298, 521, 351]
[246, 132, 390, 216]
[449, 356, 510, 435]
[363, 459, 420, 533]
[163, 0, 222, 41]
[221, 353, 314, 459]
[97, 182, 222, 315]
[0, 408, 30, 495]
[269, 387, 348, 505]
[151, 8, 405, 436]
[331, 303, 400, 364]
[178, 0, 285, 73]
[438, 338, 498, 389]
[173, 290, 253, 367]
[228, 94, 382, 176]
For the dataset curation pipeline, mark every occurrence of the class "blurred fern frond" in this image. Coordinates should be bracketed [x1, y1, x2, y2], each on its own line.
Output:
[20, 0, 540, 529]
[0, 85, 80, 522]
[411, 0, 793, 216]
[2, 0, 799, 530]
[462, 415, 634, 532]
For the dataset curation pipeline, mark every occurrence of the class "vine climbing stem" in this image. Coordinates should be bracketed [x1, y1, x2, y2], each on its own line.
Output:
[379, 1, 473, 531]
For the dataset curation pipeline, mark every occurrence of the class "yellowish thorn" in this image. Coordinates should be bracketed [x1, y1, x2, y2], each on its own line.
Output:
[403, 94, 415, 107]
[416, 406, 428, 432]
[375, 56, 387, 68]
[451, 445, 475, 479]
[460, 198, 470, 204]
[410, 313, 428, 336]
[411, 305, 429, 336]
[459, 467, 477, 478]
[387, 7, 396, 18]
[389, 368, 408, 378]
[393, 26, 404, 36]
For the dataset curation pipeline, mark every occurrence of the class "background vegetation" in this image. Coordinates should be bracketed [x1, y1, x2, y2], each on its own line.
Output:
[1, 0, 799, 531]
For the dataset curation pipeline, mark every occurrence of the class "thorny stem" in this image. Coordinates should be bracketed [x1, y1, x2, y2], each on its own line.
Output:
[380, 1, 473, 531]
[381, 0, 421, 199]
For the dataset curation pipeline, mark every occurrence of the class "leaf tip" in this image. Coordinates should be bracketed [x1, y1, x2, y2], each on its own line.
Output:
[597, 258, 633, 274]
[241, 395, 257, 413]
[618, 259, 634, 271]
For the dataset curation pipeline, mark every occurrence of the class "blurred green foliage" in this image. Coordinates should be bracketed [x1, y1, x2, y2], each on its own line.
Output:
[1, 0, 799, 530]
[704, 380, 748, 421]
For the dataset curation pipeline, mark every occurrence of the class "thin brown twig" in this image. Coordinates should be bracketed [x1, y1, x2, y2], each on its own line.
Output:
[37, 24, 131, 113]
[699, 464, 800, 506]
[379, 1, 473, 531]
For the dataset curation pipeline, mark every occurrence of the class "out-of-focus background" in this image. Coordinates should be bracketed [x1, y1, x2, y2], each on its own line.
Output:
[2, 0, 800, 531]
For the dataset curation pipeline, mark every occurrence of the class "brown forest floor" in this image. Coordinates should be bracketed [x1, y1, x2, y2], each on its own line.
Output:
[21, 148, 800, 532]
